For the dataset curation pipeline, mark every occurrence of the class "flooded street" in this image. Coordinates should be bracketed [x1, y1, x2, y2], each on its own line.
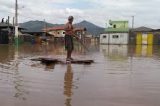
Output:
[0, 43, 160, 106]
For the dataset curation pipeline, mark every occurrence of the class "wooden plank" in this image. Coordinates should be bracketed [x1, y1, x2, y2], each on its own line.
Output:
[31, 57, 94, 64]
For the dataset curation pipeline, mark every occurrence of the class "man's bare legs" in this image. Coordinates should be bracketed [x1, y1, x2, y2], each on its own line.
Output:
[67, 50, 73, 61]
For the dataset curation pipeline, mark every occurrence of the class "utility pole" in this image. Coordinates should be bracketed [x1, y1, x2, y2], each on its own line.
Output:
[132, 16, 134, 29]
[7, 16, 10, 35]
[15, 0, 19, 44]
[7, 16, 10, 29]
[44, 19, 47, 37]
[13, 17, 15, 26]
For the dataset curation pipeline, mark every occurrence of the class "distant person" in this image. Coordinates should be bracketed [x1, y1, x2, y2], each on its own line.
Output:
[1, 18, 4, 23]
[64, 16, 78, 62]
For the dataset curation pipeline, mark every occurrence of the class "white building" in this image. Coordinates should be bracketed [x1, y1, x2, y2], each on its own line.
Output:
[100, 33, 129, 45]
[100, 20, 129, 45]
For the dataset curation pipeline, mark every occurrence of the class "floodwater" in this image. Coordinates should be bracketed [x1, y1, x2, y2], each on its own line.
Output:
[0, 43, 160, 106]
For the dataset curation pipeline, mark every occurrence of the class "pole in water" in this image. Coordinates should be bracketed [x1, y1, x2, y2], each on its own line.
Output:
[15, 0, 19, 45]
[15, 26, 19, 45]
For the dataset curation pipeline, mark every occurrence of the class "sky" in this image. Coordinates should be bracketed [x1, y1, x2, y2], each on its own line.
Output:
[0, 0, 160, 28]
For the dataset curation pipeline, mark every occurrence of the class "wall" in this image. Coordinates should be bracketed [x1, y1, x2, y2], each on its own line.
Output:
[136, 32, 153, 45]
[48, 30, 65, 37]
[110, 33, 128, 44]
[153, 33, 160, 45]
[100, 34, 109, 44]
[106, 20, 129, 32]
[110, 21, 128, 29]
[0, 30, 9, 44]
[100, 33, 128, 44]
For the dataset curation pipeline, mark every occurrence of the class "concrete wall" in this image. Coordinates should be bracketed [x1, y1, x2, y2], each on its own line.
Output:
[100, 34, 109, 44]
[100, 33, 129, 44]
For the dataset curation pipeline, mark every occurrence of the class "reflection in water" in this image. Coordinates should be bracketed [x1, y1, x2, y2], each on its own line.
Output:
[14, 70, 27, 100]
[136, 45, 153, 57]
[13, 45, 27, 100]
[0, 45, 14, 64]
[100, 45, 128, 60]
[100, 45, 154, 74]
[64, 64, 73, 106]
[45, 63, 56, 70]
[100, 45, 154, 59]
[31, 62, 56, 71]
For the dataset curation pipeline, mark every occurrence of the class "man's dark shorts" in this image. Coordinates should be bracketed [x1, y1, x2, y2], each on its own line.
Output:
[65, 35, 74, 51]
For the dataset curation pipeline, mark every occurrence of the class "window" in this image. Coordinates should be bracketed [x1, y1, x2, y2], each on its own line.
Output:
[103, 35, 107, 38]
[57, 32, 60, 34]
[113, 25, 116, 28]
[63, 32, 65, 34]
[112, 35, 119, 38]
[76, 31, 81, 35]
[77, 32, 81, 35]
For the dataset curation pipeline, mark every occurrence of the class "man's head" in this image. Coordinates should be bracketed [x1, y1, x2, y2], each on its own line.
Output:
[68, 16, 74, 23]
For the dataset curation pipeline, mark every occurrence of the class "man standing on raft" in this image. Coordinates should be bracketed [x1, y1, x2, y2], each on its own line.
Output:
[64, 16, 77, 62]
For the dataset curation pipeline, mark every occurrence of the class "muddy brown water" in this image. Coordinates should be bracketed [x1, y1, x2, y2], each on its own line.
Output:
[0, 44, 160, 106]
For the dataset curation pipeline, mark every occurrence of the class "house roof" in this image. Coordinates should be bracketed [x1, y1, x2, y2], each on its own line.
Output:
[152, 29, 160, 32]
[106, 28, 129, 33]
[0, 22, 13, 28]
[131, 26, 153, 32]
[44, 26, 85, 31]
[74, 27, 85, 31]
[109, 20, 128, 23]
[44, 26, 65, 31]
[0, 22, 25, 30]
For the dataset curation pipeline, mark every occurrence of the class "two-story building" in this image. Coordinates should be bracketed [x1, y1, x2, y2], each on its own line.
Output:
[100, 20, 129, 45]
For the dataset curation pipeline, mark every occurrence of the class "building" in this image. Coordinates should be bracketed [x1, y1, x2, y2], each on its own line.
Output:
[45, 26, 86, 38]
[45, 26, 66, 43]
[100, 20, 129, 45]
[151, 29, 160, 45]
[46, 26, 65, 38]
[22, 27, 55, 44]
[44, 26, 88, 43]
[0, 22, 24, 44]
[130, 26, 154, 45]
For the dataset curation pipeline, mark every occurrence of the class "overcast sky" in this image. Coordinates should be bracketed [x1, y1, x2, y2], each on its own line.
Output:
[0, 0, 160, 28]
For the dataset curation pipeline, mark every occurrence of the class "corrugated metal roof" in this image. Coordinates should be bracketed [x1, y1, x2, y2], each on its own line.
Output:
[0, 23, 13, 28]
[0, 22, 25, 30]
[44, 26, 84, 31]
[131, 26, 153, 32]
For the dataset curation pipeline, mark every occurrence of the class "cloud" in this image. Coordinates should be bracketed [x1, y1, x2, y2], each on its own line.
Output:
[0, 0, 160, 28]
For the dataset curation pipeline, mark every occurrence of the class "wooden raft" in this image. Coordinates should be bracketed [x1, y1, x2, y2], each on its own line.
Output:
[31, 57, 94, 64]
